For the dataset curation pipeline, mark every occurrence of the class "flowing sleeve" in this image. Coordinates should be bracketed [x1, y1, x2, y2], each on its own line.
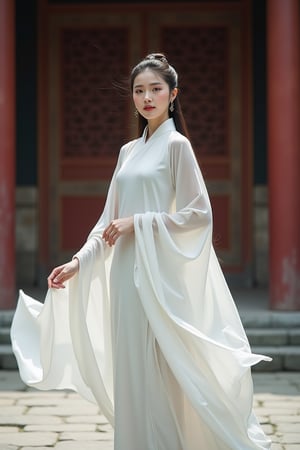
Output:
[11, 140, 136, 428]
[135, 135, 212, 262]
[166, 134, 212, 234]
[133, 135, 272, 449]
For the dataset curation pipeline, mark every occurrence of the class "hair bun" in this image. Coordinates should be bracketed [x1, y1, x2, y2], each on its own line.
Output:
[145, 53, 168, 64]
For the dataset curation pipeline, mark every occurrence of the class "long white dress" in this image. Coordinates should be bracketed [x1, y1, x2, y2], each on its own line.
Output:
[11, 118, 272, 449]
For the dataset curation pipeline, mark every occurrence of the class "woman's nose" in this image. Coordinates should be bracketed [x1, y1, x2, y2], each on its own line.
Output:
[144, 91, 152, 102]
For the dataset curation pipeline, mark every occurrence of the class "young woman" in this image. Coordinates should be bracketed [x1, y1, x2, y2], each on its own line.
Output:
[12, 53, 271, 449]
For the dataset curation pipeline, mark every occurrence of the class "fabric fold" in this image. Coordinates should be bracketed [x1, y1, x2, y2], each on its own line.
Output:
[11, 118, 272, 449]
[133, 211, 271, 449]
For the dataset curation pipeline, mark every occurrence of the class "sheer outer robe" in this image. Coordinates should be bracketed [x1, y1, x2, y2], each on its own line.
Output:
[11, 119, 271, 449]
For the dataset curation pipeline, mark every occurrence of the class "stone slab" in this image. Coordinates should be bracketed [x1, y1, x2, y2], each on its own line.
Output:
[0, 399, 14, 406]
[277, 424, 300, 433]
[289, 329, 300, 345]
[0, 312, 14, 327]
[251, 347, 300, 371]
[0, 432, 57, 446]
[0, 370, 299, 448]
[0, 416, 62, 426]
[22, 448, 53, 450]
[269, 415, 300, 423]
[0, 329, 11, 345]
[55, 442, 113, 450]
[285, 352, 300, 371]
[64, 415, 107, 424]
[0, 391, 65, 398]
[24, 424, 96, 432]
[17, 397, 94, 406]
[0, 406, 26, 415]
[278, 433, 300, 444]
[27, 405, 100, 416]
[0, 427, 19, 433]
[59, 431, 111, 441]
[246, 329, 288, 346]
[0, 445, 18, 450]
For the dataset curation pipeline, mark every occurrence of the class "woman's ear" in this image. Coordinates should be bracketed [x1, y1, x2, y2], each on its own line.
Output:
[171, 87, 178, 102]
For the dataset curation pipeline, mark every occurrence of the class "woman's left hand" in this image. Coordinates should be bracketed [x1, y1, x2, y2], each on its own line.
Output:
[102, 216, 134, 247]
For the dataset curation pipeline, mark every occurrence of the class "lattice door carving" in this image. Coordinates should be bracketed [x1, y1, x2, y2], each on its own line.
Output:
[162, 27, 228, 158]
[40, 4, 252, 284]
[62, 28, 128, 159]
[148, 8, 251, 280]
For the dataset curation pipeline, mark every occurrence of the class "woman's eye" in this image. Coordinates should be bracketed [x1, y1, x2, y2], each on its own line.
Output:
[135, 89, 143, 94]
[153, 87, 161, 92]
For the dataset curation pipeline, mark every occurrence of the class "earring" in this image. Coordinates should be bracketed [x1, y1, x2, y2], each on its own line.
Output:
[169, 102, 174, 112]
[134, 109, 138, 117]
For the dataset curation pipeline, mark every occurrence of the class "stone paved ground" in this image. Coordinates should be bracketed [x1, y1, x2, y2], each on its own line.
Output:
[0, 371, 299, 450]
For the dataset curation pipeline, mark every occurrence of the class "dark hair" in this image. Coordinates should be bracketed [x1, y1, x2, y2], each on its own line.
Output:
[130, 53, 190, 139]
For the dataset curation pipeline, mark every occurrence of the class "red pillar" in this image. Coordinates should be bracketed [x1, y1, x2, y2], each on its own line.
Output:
[0, 0, 16, 309]
[267, 0, 300, 310]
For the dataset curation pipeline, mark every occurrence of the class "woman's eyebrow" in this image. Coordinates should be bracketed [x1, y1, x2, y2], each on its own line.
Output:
[134, 82, 163, 88]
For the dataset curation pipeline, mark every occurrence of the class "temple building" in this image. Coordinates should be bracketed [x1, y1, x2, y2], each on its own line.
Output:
[0, 0, 299, 310]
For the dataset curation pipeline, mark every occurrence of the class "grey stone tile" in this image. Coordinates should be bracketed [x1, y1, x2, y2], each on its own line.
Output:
[59, 431, 111, 441]
[270, 415, 300, 423]
[17, 397, 92, 406]
[278, 433, 300, 444]
[261, 424, 273, 434]
[24, 424, 96, 432]
[255, 407, 300, 416]
[0, 445, 18, 450]
[55, 442, 111, 449]
[27, 405, 100, 416]
[0, 406, 26, 416]
[0, 427, 19, 433]
[22, 448, 53, 450]
[65, 415, 108, 424]
[0, 415, 62, 426]
[0, 399, 15, 406]
[0, 432, 57, 446]
[277, 423, 300, 433]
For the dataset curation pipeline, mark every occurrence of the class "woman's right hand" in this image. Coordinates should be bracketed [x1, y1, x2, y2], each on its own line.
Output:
[47, 258, 79, 289]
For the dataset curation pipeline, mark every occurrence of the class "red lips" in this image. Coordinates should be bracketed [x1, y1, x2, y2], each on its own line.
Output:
[144, 106, 155, 111]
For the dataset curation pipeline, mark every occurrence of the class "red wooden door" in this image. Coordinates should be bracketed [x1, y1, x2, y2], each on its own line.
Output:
[39, 1, 252, 285]
[147, 5, 252, 283]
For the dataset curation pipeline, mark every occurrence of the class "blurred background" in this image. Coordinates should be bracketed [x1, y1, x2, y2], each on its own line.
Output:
[0, 0, 299, 312]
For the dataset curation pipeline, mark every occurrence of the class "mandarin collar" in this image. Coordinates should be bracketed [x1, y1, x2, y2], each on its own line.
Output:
[142, 118, 176, 143]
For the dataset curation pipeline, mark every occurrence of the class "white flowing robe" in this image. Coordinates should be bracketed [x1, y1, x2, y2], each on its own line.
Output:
[11, 119, 272, 449]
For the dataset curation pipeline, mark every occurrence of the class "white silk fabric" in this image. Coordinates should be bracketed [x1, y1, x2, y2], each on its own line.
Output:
[11, 119, 272, 449]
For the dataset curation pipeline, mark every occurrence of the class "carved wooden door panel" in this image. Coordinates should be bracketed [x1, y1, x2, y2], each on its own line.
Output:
[40, 9, 141, 271]
[39, 2, 251, 285]
[147, 6, 252, 284]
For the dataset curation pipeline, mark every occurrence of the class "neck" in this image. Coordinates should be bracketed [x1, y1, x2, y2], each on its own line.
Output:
[147, 116, 170, 139]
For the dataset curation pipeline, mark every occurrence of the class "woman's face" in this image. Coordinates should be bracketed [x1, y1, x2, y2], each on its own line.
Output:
[133, 68, 177, 125]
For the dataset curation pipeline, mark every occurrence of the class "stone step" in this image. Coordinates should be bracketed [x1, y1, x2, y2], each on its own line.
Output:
[0, 345, 18, 370]
[245, 328, 300, 346]
[3, 328, 300, 348]
[0, 310, 14, 327]
[3, 307, 300, 327]
[251, 346, 300, 372]
[1, 340, 300, 372]
[1, 323, 299, 346]
[3, 310, 300, 326]
[0, 327, 11, 344]
[239, 310, 300, 328]
[1, 308, 300, 371]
